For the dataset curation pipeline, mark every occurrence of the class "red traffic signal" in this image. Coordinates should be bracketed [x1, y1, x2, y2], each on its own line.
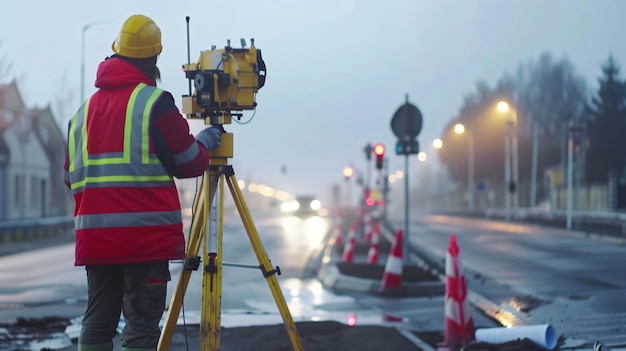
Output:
[373, 144, 385, 156]
[374, 143, 385, 170]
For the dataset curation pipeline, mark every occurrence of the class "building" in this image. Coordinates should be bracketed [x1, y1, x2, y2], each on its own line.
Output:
[30, 106, 73, 217]
[0, 81, 72, 221]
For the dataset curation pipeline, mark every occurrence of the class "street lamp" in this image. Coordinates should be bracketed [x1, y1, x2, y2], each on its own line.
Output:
[433, 138, 443, 149]
[454, 123, 474, 211]
[417, 152, 427, 162]
[81, 20, 115, 105]
[497, 101, 519, 218]
[342, 165, 353, 210]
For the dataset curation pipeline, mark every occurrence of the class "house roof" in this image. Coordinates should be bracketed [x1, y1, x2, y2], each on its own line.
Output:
[0, 80, 26, 111]
[29, 105, 66, 142]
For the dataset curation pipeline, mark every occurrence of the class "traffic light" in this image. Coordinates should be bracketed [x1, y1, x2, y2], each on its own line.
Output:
[363, 143, 372, 161]
[395, 139, 419, 155]
[373, 143, 385, 170]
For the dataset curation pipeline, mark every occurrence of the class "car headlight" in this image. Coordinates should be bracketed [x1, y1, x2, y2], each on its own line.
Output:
[310, 200, 321, 211]
[281, 200, 300, 213]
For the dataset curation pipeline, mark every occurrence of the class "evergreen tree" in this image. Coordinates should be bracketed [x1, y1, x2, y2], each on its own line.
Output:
[586, 56, 626, 183]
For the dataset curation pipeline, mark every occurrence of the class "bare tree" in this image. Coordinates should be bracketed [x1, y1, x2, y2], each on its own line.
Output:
[0, 41, 14, 83]
[51, 70, 77, 130]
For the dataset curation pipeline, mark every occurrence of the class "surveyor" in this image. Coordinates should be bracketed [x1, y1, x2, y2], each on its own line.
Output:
[64, 14, 222, 351]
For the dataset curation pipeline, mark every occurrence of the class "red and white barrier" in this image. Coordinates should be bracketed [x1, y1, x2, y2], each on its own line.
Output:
[333, 222, 344, 247]
[379, 229, 403, 293]
[367, 222, 380, 264]
[342, 220, 357, 262]
[363, 210, 373, 242]
[438, 234, 474, 350]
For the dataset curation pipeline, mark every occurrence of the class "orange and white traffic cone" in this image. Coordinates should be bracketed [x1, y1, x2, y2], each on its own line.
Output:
[379, 229, 403, 293]
[342, 220, 357, 262]
[438, 234, 474, 351]
[333, 222, 344, 247]
[363, 210, 373, 242]
[332, 222, 344, 255]
[367, 222, 380, 264]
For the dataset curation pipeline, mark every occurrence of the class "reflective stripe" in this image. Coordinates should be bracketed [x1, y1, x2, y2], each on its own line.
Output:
[71, 180, 174, 195]
[68, 101, 89, 173]
[141, 88, 162, 165]
[68, 83, 170, 188]
[384, 255, 403, 275]
[173, 141, 201, 165]
[445, 297, 463, 325]
[70, 178, 173, 195]
[76, 210, 182, 229]
[69, 162, 171, 191]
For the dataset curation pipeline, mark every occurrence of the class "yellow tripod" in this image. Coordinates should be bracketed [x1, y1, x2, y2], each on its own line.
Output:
[157, 129, 304, 351]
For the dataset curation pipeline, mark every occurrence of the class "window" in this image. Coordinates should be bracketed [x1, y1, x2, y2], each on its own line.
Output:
[14, 174, 22, 207]
[31, 175, 39, 207]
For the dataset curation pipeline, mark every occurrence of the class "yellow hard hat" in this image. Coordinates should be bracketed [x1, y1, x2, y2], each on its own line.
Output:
[112, 15, 162, 59]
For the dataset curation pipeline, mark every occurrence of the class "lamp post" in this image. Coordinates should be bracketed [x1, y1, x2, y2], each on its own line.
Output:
[497, 101, 519, 219]
[342, 165, 354, 212]
[433, 138, 443, 150]
[81, 20, 115, 105]
[454, 123, 474, 211]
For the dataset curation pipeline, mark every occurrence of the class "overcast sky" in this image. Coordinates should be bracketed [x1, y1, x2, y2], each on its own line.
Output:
[1, 0, 625, 205]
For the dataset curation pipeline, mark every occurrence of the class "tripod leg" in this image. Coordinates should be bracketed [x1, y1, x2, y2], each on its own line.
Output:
[158, 172, 218, 351]
[201, 172, 224, 350]
[225, 171, 304, 351]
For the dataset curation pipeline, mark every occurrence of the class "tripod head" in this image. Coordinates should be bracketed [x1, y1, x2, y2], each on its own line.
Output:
[180, 17, 267, 162]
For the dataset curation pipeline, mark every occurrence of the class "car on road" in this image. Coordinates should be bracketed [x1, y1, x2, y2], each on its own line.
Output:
[281, 195, 322, 217]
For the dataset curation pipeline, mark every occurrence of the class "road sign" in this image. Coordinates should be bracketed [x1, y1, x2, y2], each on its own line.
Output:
[390, 96, 423, 140]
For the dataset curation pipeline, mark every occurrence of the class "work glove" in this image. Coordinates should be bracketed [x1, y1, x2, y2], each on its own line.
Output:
[196, 126, 222, 151]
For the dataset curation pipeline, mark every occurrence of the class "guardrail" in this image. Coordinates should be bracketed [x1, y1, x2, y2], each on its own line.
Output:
[0, 216, 74, 243]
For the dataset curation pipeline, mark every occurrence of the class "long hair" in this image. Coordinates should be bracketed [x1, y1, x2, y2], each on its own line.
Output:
[116, 55, 161, 85]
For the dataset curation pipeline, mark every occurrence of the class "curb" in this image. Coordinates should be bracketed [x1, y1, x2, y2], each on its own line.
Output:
[318, 263, 446, 297]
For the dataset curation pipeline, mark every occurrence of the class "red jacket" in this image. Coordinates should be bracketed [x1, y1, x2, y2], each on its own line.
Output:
[64, 57, 210, 265]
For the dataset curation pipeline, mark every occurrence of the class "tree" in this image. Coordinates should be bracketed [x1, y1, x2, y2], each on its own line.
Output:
[586, 56, 626, 183]
[51, 70, 77, 131]
[514, 53, 588, 203]
[515, 53, 588, 134]
[437, 52, 588, 206]
[0, 41, 14, 83]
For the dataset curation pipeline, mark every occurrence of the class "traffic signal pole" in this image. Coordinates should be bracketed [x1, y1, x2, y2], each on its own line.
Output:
[403, 153, 409, 263]
[389, 93, 423, 265]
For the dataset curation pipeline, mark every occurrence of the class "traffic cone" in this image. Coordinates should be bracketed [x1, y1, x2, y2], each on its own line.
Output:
[367, 222, 380, 264]
[332, 222, 344, 255]
[363, 210, 373, 242]
[438, 234, 474, 350]
[342, 220, 357, 262]
[379, 229, 403, 293]
[333, 222, 344, 247]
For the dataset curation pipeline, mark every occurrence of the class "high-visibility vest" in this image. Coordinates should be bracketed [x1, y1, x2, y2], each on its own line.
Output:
[68, 83, 185, 265]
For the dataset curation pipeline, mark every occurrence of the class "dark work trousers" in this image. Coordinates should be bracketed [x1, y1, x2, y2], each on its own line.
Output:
[78, 261, 171, 351]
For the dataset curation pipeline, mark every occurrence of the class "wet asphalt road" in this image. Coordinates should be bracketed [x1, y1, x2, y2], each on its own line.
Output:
[2, 211, 625, 349]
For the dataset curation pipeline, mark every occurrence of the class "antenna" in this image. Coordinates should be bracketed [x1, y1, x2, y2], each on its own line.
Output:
[186, 16, 191, 96]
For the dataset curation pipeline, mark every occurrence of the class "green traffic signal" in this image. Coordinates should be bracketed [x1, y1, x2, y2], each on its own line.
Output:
[395, 142, 403, 155]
